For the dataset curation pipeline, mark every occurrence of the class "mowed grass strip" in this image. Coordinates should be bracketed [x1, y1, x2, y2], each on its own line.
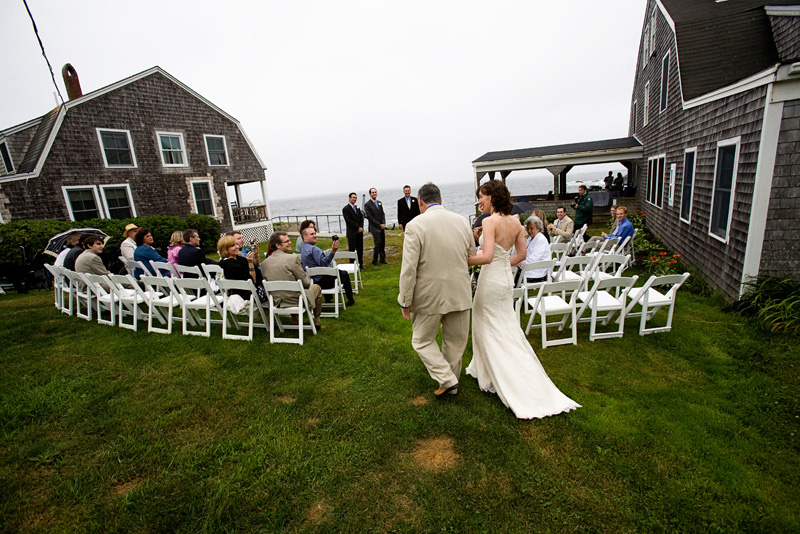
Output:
[0, 231, 797, 532]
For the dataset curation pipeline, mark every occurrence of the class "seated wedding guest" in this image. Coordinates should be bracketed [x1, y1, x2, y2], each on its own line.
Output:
[533, 209, 551, 243]
[588, 206, 618, 243]
[75, 235, 109, 276]
[295, 220, 316, 253]
[167, 231, 184, 266]
[55, 232, 81, 267]
[261, 231, 323, 330]
[63, 234, 89, 271]
[218, 235, 266, 302]
[547, 207, 574, 241]
[300, 226, 355, 307]
[600, 205, 635, 242]
[177, 229, 218, 278]
[515, 216, 550, 285]
[120, 224, 139, 261]
[133, 228, 169, 279]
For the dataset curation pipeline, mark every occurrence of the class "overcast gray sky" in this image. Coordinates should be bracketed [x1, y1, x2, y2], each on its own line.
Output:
[2, 0, 646, 200]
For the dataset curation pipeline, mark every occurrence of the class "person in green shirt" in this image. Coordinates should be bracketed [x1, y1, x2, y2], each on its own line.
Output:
[571, 185, 594, 241]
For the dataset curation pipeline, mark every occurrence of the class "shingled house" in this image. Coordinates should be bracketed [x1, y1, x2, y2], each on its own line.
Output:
[628, 0, 800, 298]
[473, 1, 800, 299]
[0, 66, 270, 234]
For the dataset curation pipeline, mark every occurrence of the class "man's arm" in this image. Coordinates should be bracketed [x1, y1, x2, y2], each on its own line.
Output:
[292, 256, 312, 288]
[364, 202, 379, 227]
[397, 224, 420, 316]
[397, 199, 406, 228]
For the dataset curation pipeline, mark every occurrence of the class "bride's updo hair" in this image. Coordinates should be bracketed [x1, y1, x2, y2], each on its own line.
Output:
[477, 180, 513, 215]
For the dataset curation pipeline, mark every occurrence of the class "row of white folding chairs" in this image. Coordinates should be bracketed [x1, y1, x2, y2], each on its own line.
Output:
[518, 272, 690, 348]
[45, 264, 317, 344]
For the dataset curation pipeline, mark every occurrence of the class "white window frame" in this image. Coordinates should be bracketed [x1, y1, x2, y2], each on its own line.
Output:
[632, 100, 638, 134]
[62, 185, 105, 221]
[680, 147, 697, 224]
[203, 134, 230, 167]
[100, 183, 137, 219]
[190, 179, 217, 217]
[0, 140, 14, 174]
[650, 7, 658, 54]
[96, 128, 138, 168]
[643, 83, 650, 126]
[156, 131, 188, 168]
[709, 137, 741, 244]
[646, 154, 666, 209]
[668, 163, 676, 206]
[642, 24, 650, 68]
[660, 51, 670, 113]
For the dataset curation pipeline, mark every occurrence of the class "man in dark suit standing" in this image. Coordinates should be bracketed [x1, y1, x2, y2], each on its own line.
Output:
[396, 185, 421, 231]
[342, 192, 365, 269]
[364, 187, 387, 265]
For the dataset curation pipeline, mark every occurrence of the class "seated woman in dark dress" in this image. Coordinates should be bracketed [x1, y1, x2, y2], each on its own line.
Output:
[217, 235, 266, 302]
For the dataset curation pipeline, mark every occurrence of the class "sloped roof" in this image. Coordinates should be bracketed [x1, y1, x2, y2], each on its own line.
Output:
[16, 106, 60, 174]
[473, 137, 643, 164]
[660, 0, 795, 101]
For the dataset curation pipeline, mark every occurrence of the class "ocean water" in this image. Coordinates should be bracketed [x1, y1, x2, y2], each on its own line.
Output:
[268, 171, 609, 233]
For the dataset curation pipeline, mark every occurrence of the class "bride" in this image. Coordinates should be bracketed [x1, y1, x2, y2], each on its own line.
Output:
[466, 180, 581, 419]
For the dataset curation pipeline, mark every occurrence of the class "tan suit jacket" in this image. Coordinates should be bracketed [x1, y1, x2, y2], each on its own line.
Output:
[261, 250, 314, 307]
[75, 250, 109, 276]
[398, 205, 475, 315]
[550, 215, 575, 239]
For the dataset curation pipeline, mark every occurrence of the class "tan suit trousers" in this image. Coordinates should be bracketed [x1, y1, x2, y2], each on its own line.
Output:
[411, 309, 470, 389]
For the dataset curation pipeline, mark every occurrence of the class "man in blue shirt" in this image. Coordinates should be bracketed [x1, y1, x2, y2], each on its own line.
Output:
[300, 227, 355, 306]
[602, 206, 635, 243]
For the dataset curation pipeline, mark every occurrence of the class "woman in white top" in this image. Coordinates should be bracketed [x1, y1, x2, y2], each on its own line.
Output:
[518, 216, 550, 283]
[120, 223, 139, 261]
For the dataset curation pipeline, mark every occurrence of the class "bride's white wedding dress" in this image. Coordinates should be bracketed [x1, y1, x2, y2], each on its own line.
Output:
[466, 239, 581, 419]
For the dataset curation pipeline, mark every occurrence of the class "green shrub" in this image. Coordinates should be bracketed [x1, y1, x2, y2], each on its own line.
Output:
[0, 219, 72, 263]
[739, 276, 800, 335]
[184, 214, 222, 254]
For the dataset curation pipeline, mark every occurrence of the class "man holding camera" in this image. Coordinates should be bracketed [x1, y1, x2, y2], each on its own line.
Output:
[572, 185, 594, 241]
[299, 227, 355, 307]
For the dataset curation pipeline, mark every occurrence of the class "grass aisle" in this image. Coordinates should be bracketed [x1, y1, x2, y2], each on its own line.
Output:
[0, 232, 798, 532]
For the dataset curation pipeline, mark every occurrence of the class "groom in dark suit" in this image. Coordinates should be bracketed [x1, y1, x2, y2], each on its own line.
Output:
[396, 185, 421, 231]
[342, 192, 365, 268]
[364, 187, 387, 265]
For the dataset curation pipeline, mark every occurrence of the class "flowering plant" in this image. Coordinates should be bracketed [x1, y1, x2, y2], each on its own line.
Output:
[647, 252, 682, 276]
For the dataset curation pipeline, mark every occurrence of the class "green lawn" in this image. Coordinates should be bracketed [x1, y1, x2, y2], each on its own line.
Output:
[1, 232, 798, 533]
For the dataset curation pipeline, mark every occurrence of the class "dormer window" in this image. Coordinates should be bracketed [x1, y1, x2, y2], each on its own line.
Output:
[0, 141, 13, 174]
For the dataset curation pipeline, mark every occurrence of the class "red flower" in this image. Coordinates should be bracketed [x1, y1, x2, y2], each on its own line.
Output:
[659, 251, 667, 256]
[651, 257, 659, 263]
[673, 254, 681, 258]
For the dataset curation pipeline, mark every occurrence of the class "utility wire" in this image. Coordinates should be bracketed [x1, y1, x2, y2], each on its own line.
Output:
[23, 0, 64, 105]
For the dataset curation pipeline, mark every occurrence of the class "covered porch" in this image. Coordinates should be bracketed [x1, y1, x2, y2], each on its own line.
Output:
[472, 137, 644, 203]
[226, 180, 272, 226]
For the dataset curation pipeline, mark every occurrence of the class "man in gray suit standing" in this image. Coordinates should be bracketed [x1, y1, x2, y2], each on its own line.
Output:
[364, 187, 387, 265]
[398, 183, 476, 397]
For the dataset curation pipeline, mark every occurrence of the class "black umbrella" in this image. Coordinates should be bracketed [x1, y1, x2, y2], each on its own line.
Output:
[511, 201, 536, 215]
[44, 228, 109, 258]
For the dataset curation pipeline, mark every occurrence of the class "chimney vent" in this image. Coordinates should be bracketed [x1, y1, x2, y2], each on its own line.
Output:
[62, 63, 82, 100]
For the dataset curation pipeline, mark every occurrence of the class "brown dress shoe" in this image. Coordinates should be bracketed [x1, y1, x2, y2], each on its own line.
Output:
[434, 384, 459, 397]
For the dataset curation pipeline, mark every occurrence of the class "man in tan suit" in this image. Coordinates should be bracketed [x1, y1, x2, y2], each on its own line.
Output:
[398, 183, 476, 397]
[261, 231, 322, 330]
[548, 206, 574, 240]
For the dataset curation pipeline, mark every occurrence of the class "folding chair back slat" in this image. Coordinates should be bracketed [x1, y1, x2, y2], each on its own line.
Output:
[216, 278, 270, 341]
[263, 279, 317, 344]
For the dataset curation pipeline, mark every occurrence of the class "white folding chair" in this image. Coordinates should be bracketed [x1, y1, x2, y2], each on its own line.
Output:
[174, 264, 203, 278]
[63, 269, 93, 321]
[141, 275, 195, 335]
[108, 273, 160, 332]
[334, 251, 362, 293]
[622, 229, 637, 263]
[44, 264, 64, 311]
[608, 235, 630, 255]
[565, 225, 587, 256]
[550, 242, 569, 267]
[150, 260, 179, 279]
[516, 260, 555, 314]
[575, 275, 639, 341]
[216, 278, 270, 341]
[81, 273, 118, 326]
[577, 240, 601, 256]
[201, 263, 223, 280]
[172, 277, 234, 337]
[263, 280, 317, 344]
[592, 254, 631, 282]
[122, 257, 150, 279]
[621, 273, 690, 335]
[553, 255, 599, 291]
[306, 266, 346, 318]
[524, 279, 581, 347]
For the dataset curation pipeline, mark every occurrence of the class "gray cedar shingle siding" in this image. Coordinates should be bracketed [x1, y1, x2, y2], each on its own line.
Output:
[0, 70, 264, 229]
[0, 122, 39, 175]
[760, 99, 800, 278]
[632, 0, 771, 298]
[769, 15, 800, 62]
